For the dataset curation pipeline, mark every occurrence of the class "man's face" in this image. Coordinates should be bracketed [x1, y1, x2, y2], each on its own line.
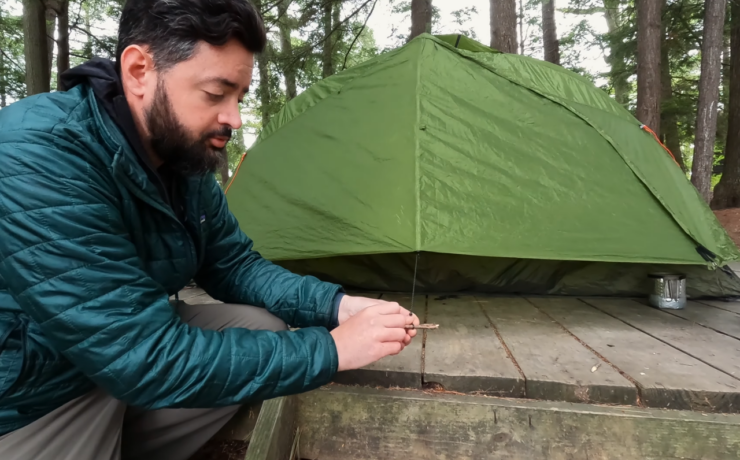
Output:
[143, 39, 254, 176]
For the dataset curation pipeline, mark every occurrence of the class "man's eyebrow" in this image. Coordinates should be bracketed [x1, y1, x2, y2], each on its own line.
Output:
[201, 77, 249, 94]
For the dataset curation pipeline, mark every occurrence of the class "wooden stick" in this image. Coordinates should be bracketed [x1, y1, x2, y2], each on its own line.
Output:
[405, 324, 439, 330]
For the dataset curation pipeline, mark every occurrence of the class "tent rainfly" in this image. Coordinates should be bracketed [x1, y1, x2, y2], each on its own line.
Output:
[226, 34, 740, 298]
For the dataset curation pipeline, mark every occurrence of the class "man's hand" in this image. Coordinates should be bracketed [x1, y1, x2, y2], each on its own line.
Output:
[330, 302, 419, 372]
[338, 295, 419, 325]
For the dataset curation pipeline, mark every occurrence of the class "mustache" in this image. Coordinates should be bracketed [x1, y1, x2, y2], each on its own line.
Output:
[203, 126, 233, 141]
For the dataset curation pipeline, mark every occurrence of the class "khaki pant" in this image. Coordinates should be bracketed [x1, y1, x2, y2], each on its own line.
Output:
[0, 302, 287, 460]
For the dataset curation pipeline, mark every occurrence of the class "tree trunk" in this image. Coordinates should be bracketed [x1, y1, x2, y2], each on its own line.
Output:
[23, 0, 51, 95]
[277, 0, 297, 101]
[603, 0, 629, 107]
[45, 1, 56, 85]
[542, 0, 559, 64]
[82, 2, 93, 60]
[322, 1, 333, 77]
[0, 45, 5, 108]
[0, 7, 5, 108]
[333, 1, 343, 47]
[636, 0, 662, 135]
[257, 47, 271, 129]
[490, 0, 518, 53]
[712, 0, 740, 209]
[56, 0, 68, 90]
[410, 0, 432, 41]
[692, 0, 727, 202]
[660, 3, 685, 171]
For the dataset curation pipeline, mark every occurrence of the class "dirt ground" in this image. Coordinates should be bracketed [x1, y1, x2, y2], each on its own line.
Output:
[715, 208, 740, 248]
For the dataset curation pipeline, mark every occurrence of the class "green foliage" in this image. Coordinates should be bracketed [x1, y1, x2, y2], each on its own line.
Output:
[0, 3, 27, 105]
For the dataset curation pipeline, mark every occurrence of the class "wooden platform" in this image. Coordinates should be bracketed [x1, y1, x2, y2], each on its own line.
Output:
[177, 287, 740, 413]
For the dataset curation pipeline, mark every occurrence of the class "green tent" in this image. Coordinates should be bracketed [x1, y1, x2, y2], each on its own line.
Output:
[226, 34, 740, 298]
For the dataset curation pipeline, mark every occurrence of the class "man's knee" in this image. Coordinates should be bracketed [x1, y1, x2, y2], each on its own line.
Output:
[176, 303, 288, 332]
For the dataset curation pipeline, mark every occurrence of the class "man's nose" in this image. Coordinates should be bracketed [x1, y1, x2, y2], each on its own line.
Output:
[218, 105, 243, 130]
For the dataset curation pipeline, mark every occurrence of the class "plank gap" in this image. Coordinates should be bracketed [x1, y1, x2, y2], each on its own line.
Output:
[477, 296, 527, 388]
[583, 299, 740, 383]
[528, 298, 645, 408]
[661, 308, 740, 343]
[694, 300, 740, 316]
[420, 295, 429, 385]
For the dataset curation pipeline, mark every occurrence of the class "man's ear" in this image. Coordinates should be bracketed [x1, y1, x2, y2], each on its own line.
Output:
[119, 45, 156, 98]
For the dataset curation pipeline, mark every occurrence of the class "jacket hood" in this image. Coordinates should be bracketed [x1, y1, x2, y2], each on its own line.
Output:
[60, 58, 122, 116]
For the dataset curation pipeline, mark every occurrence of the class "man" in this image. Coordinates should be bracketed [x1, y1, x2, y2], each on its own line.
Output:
[0, 0, 419, 458]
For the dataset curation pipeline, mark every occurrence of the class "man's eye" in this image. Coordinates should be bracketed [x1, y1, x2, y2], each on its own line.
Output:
[206, 92, 224, 102]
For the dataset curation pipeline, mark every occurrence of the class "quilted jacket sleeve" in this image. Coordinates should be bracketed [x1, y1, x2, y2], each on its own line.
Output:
[0, 128, 338, 409]
[193, 178, 345, 329]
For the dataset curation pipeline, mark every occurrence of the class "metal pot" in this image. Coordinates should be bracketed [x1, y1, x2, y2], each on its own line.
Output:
[648, 273, 686, 310]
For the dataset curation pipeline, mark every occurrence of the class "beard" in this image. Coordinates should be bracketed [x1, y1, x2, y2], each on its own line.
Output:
[144, 79, 229, 176]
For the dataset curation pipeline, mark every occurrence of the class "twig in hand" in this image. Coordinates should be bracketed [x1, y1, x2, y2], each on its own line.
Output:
[405, 324, 439, 330]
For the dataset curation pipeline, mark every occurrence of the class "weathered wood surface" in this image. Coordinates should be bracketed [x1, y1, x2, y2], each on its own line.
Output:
[697, 299, 740, 315]
[532, 297, 740, 413]
[589, 298, 740, 380]
[175, 287, 740, 412]
[212, 402, 262, 442]
[666, 301, 740, 340]
[423, 296, 525, 396]
[244, 396, 296, 460]
[332, 293, 423, 389]
[479, 296, 636, 405]
[296, 385, 740, 460]
[174, 286, 205, 301]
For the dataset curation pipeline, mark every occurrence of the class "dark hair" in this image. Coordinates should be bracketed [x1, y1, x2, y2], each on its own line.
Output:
[116, 0, 266, 69]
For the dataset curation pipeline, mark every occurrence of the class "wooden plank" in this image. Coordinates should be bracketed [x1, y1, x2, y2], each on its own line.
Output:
[531, 297, 740, 413]
[588, 298, 740, 380]
[297, 385, 740, 460]
[212, 402, 262, 442]
[184, 293, 221, 305]
[175, 286, 206, 301]
[332, 293, 423, 389]
[696, 299, 740, 315]
[423, 296, 524, 396]
[666, 301, 740, 340]
[479, 296, 636, 405]
[244, 396, 296, 460]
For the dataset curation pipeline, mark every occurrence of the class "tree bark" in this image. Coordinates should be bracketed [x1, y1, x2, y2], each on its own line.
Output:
[45, 1, 56, 85]
[257, 51, 271, 128]
[277, 0, 297, 100]
[712, 0, 740, 209]
[322, 1, 333, 77]
[636, 0, 662, 135]
[56, 0, 68, 90]
[490, 0, 518, 53]
[692, 0, 727, 202]
[660, 2, 685, 171]
[333, 0, 343, 46]
[410, 0, 432, 41]
[603, 0, 629, 107]
[23, 0, 51, 95]
[0, 8, 5, 108]
[542, 0, 560, 64]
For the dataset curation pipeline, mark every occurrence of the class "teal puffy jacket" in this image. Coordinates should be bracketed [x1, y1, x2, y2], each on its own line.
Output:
[0, 82, 342, 435]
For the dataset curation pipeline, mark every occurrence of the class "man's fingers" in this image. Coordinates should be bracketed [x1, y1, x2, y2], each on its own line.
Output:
[368, 301, 402, 315]
[376, 327, 407, 343]
[380, 341, 403, 357]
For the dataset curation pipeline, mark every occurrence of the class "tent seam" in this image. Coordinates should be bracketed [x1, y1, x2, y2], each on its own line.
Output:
[414, 38, 425, 252]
